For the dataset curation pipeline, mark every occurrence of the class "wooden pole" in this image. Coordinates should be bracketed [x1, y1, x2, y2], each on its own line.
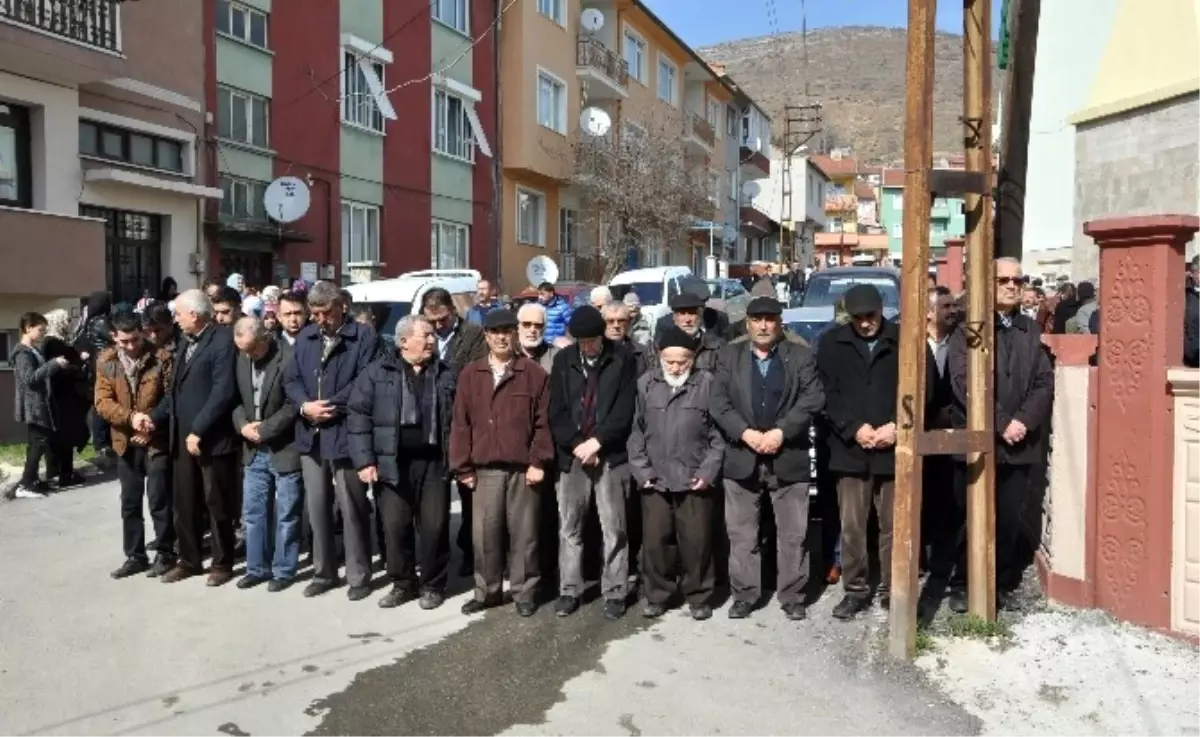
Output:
[995, 0, 1041, 261]
[963, 0, 998, 621]
[888, 0, 935, 660]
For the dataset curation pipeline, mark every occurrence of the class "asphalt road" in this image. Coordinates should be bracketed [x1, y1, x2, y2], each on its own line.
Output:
[0, 476, 979, 736]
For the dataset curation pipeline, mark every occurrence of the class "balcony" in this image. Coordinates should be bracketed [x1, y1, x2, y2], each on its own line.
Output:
[683, 112, 715, 154]
[0, 0, 126, 85]
[0, 205, 105, 297]
[739, 197, 776, 235]
[576, 37, 628, 100]
[739, 136, 770, 180]
[931, 198, 954, 219]
[825, 194, 858, 213]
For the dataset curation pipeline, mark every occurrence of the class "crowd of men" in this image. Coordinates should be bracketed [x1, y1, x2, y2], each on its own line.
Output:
[10, 257, 1067, 622]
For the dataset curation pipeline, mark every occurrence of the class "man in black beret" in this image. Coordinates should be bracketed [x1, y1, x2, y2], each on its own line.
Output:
[628, 325, 724, 620]
[711, 295, 825, 620]
[548, 305, 638, 619]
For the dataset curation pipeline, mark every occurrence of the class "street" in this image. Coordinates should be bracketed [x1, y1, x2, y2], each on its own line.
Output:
[0, 476, 980, 736]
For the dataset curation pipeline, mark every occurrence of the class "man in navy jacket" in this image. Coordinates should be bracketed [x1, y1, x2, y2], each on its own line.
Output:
[284, 281, 380, 601]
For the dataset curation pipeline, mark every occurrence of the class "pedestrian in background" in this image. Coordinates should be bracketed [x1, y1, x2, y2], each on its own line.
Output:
[466, 278, 501, 325]
[624, 293, 652, 346]
[75, 290, 115, 460]
[11, 312, 70, 498]
[41, 309, 89, 487]
[537, 282, 573, 345]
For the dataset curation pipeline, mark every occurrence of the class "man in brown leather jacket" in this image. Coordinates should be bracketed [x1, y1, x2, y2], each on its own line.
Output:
[94, 310, 176, 580]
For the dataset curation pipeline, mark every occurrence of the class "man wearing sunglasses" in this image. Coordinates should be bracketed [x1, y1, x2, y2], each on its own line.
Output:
[944, 257, 1054, 614]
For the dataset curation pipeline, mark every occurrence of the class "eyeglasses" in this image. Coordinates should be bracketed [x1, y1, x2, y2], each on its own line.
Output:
[605, 318, 630, 325]
[519, 321, 545, 329]
[996, 276, 1025, 286]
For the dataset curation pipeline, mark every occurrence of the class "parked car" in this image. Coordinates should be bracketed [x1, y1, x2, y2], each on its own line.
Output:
[345, 269, 480, 348]
[608, 266, 700, 339]
[782, 266, 901, 347]
[706, 277, 751, 322]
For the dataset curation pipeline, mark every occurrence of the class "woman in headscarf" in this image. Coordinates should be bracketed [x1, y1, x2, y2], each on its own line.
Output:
[40, 309, 90, 486]
[74, 291, 115, 457]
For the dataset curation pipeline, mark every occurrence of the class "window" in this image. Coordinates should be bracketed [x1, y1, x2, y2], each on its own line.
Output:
[558, 208, 577, 280]
[894, 193, 904, 210]
[216, 0, 268, 49]
[216, 86, 269, 148]
[517, 188, 545, 246]
[431, 219, 469, 269]
[218, 176, 268, 221]
[0, 329, 18, 366]
[727, 170, 737, 201]
[708, 171, 720, 202]
[0, 103, 31, 208]
[623, 29, 647, 83]
[433, 0, 468, 33]
[433, 89, 475, 161]
[78, 121, 185, 173]
[536, 0, 565, 25]
[536, 70, 566, 134]
[657, 56, 677, 105]
[891, 223, 902, 238]
[726, 106, 737, 137]
[342, 51, 389, 133]
[341, 201, 381, 264]
[707, 100, 721, 129]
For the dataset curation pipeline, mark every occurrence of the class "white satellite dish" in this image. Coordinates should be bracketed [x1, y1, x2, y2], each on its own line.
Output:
[526, 255, 559, 287]
[580, 107, 612, 137]
[263, 176, 311, 224]
[742, 180, 762, 198]
[580, 8, 604, 32]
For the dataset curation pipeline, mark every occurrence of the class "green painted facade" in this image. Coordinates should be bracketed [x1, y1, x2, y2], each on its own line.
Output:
[337, 0, 385, 213]
[880, 185, 966, 256]
[429, 21, 475, 235]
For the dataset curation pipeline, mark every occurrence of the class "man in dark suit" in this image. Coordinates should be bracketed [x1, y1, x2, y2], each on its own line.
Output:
[155, 289, 240, 586]
[421, 287, 487, 575]
[232, 316, 301, 592]
[711, 296, 825, 621]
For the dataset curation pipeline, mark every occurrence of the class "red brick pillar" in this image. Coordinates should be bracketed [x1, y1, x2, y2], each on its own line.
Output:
[1084, 214, 1198, 630]
[937, 238, 965, 293]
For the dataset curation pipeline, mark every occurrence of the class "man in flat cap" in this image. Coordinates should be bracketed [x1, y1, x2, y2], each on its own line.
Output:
[662, 291, 724, 372]
[817, 283, 899, 619]
[548, 305, 638, 619]
[712, 296, 825, 620]
[628, 325, 725, 620]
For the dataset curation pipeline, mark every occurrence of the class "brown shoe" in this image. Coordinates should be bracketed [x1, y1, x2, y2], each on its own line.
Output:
[160, 565, 197, 584]
[206, 569, 234, 587]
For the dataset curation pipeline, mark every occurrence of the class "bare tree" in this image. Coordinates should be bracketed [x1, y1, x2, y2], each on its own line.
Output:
[565, 114, 715, 283]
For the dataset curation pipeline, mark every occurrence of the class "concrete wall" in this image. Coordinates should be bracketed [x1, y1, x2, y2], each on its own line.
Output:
[1072, 93, 1200, 280]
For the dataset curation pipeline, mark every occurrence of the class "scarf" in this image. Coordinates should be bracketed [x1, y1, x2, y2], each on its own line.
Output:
[398, 360, 439, 446]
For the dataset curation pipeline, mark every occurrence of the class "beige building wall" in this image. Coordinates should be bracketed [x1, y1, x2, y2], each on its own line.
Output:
[1045, 365, 1094, 582]
[1169, 368, 1199, 637]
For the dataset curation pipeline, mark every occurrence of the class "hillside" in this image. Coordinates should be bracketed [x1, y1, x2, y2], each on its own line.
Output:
[699, 25, 998, 164]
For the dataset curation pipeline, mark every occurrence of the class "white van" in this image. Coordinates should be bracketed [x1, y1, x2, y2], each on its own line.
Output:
[607, 266, 703, 336]
[345, 269, 479, 343]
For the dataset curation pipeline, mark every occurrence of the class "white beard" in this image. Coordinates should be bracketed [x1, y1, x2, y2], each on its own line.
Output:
[520, 337, 541, 350]
[662, 369, 691, 390]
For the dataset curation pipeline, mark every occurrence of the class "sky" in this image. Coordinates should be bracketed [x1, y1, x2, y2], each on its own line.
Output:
[641, 0, 1005, 49]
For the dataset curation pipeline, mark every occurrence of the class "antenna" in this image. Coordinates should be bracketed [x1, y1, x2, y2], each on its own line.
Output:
[580, 8, 604, 33]
[580, 107, 612, 137]
[263, 176, 311, 224]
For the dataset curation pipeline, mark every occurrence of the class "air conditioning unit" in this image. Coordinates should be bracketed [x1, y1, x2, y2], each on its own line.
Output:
[188, 252, 205, 276]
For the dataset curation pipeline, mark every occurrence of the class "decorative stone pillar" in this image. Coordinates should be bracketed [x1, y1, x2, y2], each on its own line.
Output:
[937, 238, 965, 293]
[1084, 214, 1199, 630]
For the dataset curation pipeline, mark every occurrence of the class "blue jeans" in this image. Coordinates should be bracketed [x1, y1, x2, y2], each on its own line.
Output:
[242, 452, 303, 581]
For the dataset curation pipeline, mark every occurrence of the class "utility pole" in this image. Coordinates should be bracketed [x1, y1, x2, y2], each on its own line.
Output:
[781, 103, 822, 267]
[994, 0, 1041, 260]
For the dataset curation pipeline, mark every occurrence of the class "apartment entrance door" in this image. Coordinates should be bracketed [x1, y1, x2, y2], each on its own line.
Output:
[80, 206, 162, 304]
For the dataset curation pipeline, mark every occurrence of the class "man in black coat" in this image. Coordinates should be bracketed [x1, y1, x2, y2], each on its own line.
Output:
[1185, 255, 1198, 368]
[154, 289, 240, 586]
[817, 284, 899, 620]
[711, 296, 825, 621]
[548, 306, 638, 620]
[945, 257, 1054, 612]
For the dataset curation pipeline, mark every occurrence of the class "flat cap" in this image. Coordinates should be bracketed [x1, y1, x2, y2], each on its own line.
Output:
[843, 284, 883, 316]
[483, 309, 518, 330]
[669, 291, 705, 310]
[745, 296, 783, 316]
[568, 305, 605, 339]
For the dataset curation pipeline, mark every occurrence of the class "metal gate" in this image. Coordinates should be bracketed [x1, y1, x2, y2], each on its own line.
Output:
[80, 206, 162, 304]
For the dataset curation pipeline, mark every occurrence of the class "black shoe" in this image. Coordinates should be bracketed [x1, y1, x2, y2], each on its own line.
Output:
[461, 598, 493, 615]
[236, 574, 269, 590]
[268, 579, 290, 593]
[515, 601, 538, 617]
[603, 598, 627, 620]
[997, 589, 1018, 612]
[555, 595, 580, 617]
[642, 602, 668, 619]
[347, 585, 372, 602]
[54, 472, 87, 489]
[728, 600, 754, 619]
[419, 590, 445, 610]
[690, 603, 713, 621]
[782, 602, 808, 621]
[378, 584, 416, 609]
[148, 556, 174, 578]
[111, 558, 149, 579]
[948, 588, 968, 614]
[303, 580, 336, 598]
[831, 595, 870, 620]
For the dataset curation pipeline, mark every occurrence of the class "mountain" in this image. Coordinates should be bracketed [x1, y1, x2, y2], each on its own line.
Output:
[699, 25, 998, 165]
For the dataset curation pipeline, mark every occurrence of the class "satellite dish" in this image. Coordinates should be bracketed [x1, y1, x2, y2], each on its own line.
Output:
[526, 255, 559, 287]
[580, 8, 604, 32]
[742, 180, 762, 198]
[580, 107, 611, 137]
[263, 176, 311, 224]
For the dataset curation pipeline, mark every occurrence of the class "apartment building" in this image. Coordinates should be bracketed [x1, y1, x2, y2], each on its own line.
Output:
[751, 149, 828, 267]
[496, 0, 765, 293]
[0, 0, 216, 440]
[203, 0, 498, 288]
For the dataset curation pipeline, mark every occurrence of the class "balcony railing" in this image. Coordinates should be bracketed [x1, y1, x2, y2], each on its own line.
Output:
[824, 194, 857, 212]
[685, 112, 715, 148]
[0, 0, 121, 52]
[576, 37, 628, 87]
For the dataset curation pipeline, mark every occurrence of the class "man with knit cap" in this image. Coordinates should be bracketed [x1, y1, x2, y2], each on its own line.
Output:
[548, 305, 638, 619]
[628, 325, 725, 620]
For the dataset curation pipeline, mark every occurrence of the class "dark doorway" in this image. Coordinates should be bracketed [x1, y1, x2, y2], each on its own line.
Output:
[219, 247, 273, 289]
[80, 206, 162, 304]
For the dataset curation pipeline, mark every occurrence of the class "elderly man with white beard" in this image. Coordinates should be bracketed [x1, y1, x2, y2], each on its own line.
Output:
[627, 325, 725, 620]
[516, 303, 559, 372]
